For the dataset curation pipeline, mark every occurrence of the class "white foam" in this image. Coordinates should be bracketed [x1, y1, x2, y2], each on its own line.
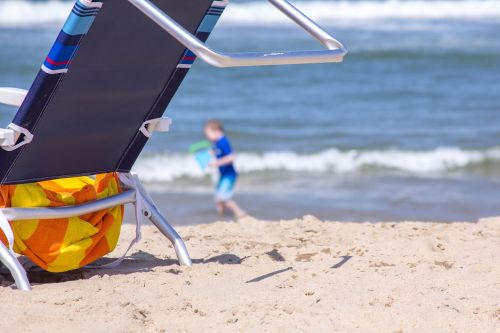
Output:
[0, 1, 72, 28]
[133, 147, 500, 182]
[221, 0, 500, 27]
[1, 1, 499, 28]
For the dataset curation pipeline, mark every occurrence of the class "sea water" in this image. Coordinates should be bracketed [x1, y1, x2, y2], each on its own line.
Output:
[0, 0, 499, 223]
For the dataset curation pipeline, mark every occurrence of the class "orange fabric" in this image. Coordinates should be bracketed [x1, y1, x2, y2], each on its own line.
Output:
[0, 173, 124, 272]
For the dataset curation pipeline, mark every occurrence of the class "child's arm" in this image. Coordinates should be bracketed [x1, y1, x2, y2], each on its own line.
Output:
[211, 153, 236, 167]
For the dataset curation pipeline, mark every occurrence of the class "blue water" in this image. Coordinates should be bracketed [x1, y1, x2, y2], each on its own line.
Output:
[163, 25, 500, 152]
[0, 0, 499, 222]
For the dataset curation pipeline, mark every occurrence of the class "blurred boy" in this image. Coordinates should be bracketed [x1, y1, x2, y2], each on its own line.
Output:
[204, 120, 247, 219]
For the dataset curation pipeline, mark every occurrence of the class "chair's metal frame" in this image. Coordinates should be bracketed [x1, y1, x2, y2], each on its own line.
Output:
[129, 0, 347, 67]
[0, 0, 347, 291]
[0, 177, 192, 291]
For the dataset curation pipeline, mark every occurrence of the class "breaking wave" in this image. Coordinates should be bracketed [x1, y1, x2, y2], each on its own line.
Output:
[133, 147, 500, 182]
[1, 1, 499, 28]
[0, 1, 72, 27]
[221, 0, 500, 27]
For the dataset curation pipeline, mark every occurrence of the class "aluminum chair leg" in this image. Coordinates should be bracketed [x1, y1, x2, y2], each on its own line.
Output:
[146, 202, 192, 267]
[131, 177, 192, 267]
[0, 241, 31, 291]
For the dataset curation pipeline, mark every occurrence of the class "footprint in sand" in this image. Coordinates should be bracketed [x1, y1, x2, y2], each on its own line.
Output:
[369, 261, 395, 268]
[434, 260, 454, 270]
[295, 252, 318, 262]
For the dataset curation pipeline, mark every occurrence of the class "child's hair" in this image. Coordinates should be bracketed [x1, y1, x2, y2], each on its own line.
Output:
[205, 119, 224, 132]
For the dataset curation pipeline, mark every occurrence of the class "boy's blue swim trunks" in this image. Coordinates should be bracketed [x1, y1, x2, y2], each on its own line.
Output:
[215, 174, 237, 201]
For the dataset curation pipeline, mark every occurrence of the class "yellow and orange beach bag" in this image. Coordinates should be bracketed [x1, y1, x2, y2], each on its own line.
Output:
[0, 173, 123, 272]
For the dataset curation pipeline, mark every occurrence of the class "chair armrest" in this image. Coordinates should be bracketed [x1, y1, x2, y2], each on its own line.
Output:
[128, 0, 347, 67]
[0, 88, 28, 107]
[0, 128, 16, 147]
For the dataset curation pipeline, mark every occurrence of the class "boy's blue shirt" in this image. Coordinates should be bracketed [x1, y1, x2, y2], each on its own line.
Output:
[214, 136, 237, 176]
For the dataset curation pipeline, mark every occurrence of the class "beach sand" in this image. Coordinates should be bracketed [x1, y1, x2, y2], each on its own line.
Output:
[1, 216, 499, 333]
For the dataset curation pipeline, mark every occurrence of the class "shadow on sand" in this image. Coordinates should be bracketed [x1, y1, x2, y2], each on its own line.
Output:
[0, 251, 247, 285]
[331, 255, 352, 269]
[1, 253, 354, 286]
[246, 267, 293, 283]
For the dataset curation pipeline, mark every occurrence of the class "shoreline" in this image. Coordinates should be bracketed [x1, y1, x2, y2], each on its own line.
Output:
[125, 187, 500, 226]
[1, 215, 499, 332]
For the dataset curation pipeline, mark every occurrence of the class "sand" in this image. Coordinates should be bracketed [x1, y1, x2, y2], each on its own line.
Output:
[0, 216, 499, 333]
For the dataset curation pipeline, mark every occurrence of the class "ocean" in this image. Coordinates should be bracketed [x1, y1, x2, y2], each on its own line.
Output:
[0, 0, 499, 223]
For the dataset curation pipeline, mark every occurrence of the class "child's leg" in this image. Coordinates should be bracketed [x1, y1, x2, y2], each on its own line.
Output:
[215, 200, 225, 216]
[225, 200, 247, 219]
[214, 176, 225, 215]
[215, 175, 246, 218]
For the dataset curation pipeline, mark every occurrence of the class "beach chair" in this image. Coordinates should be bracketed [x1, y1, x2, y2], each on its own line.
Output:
[0, 0, 346, 291]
